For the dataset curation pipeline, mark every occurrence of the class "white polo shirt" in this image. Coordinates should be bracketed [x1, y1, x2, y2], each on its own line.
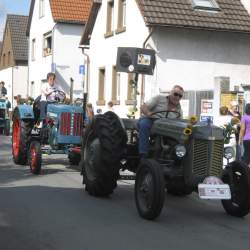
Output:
[41, 82, 64, 101]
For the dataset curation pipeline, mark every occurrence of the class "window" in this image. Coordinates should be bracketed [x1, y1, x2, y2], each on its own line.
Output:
[32, 39, 36, 61]
[126, 73, 134, 105]
[116, 0, 126, 33]
[7, 51, 10, 65]
[30, 81, 35, 97]
[97, 68, 106, 105]
[111, 66, 120, 104]
[43, 32, 52, 56]
[39, 0, 45, 18]
[3, 54, 5, 66]
[105, 0, 114, 37]
[192, 0, 220, 11]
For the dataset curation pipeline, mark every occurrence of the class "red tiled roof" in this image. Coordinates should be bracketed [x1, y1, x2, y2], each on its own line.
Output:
[49, 0, 92, 24]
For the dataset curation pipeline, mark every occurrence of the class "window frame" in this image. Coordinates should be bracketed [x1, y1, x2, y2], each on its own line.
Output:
[96, 67, 106, 105]
[111, 66, 120, 104]
[39, 0, 45, 18]
[7, 51, 11, 65]
[3, 53, 6, 66]
[191, 0, 220, 11]
[125, 73, 134, 105]
[31, 38, 36, 61]
[105, 0, 114, 38]
[116, 0, 126, 34]
[43, 32, 52, 57]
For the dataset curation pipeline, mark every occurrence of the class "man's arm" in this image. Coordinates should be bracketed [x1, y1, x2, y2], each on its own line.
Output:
[141, 95, 159, 117]
[239, 120, 245, 141]
[140, 103, 153, 116]
[41, 84, 50, 96]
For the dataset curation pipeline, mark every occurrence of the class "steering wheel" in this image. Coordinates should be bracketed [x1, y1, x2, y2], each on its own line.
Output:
[150, 110, 181, 119]
[46, 90, 66, 103]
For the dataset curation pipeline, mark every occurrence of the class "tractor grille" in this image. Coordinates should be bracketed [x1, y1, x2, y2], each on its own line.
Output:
[60, 112, 82, 136]
[193, 139, 223, 176]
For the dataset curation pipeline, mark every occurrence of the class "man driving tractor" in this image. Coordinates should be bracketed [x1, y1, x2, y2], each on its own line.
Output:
[37, 72, 65, 128]
[138, 85, 184, 157]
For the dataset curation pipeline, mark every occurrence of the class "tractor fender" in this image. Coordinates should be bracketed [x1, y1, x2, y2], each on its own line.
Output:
[12, 105, 34, 120]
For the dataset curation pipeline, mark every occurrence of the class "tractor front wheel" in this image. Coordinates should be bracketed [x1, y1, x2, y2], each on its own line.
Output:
[28, 141, 42, 175]
[135, 159, 165, 220]
[221, 161, 250, 217]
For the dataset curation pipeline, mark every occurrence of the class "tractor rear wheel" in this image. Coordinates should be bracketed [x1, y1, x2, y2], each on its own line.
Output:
[221, 161, 250, 217]
[68, 148, 81, 165]
[28, 141, 42, 175]
[12, 111, 33, 165]
[81, 112, 127, 196]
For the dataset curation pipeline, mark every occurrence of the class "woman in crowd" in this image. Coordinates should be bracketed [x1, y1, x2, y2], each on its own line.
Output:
[239, 103, 250, 165]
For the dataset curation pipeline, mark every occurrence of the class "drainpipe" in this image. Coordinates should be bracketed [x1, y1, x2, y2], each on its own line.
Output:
[79, 45, 90, 96]
[52, 23, 57, 73]
[141, 27, 155, 106]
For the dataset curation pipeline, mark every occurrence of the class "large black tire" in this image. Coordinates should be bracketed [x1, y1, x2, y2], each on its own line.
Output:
[28, 141, 42, 175]
[81, 111, 127, 196]
[12, 111, 33, 165]
[68, 150, 81, 165]
[4, 119, 10, 136]
[221, 161, 250, 217]
[135, 159, 165, 220]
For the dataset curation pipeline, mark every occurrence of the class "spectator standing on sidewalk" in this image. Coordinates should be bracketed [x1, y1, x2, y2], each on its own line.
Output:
[0, 81, 7, 97]
[239, 103, 250, 165]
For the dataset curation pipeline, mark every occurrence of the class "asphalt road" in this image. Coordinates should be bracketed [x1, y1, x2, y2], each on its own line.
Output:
[0, 135, 250, 250]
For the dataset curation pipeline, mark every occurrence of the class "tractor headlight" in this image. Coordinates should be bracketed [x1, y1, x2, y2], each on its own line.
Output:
[224, 146, 235, 160]
[175, 145, 186, 158]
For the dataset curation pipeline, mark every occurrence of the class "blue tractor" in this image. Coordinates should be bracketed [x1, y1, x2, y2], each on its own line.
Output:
[0, 98, 10, 136]
[12, 91, 83, 174]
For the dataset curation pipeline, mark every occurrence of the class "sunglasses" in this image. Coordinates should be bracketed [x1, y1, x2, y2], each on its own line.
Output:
[173, 92, 183, 98]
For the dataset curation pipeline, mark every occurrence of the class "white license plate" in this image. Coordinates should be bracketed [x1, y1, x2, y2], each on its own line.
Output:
[198, 184, 231, 200]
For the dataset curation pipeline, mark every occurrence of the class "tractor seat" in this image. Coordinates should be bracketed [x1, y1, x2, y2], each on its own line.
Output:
[33, 95, 41, 122]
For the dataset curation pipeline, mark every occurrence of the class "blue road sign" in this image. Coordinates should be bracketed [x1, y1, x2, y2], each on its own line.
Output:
[79, 65, 85, 75]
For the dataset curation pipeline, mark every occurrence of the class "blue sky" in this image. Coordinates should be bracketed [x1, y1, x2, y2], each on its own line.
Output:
[0, 0, 31, 39]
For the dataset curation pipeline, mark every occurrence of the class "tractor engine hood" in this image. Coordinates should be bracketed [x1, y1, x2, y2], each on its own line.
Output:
[151, 118, 224, 141]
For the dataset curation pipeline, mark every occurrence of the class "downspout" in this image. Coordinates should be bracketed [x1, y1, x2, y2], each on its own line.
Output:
[27, 36, 30, 98]
[51, 23, 57, 73]
[79, 46, 90, 96]
[141, 27, 154, 106]
[12, 66, 14, 110]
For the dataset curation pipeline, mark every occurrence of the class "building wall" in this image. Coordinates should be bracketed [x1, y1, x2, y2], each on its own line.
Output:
[28, 0, 55, 98]
[53, 23, 84, 98]
[28, 0, 85, 99]
[0, 25, 15, 69]
[87, 0, 149, 116]
[151, 27, 250, 94]
[146, 27, 250, 119]
[241, 0, 250, 14]
[85, 0, 250, 119]
[0, 66, 27, 109]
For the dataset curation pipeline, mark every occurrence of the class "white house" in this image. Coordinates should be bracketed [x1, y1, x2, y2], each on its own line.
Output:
[0, 14, 29, 110]
[80, 0, 250, 120]
[27, 0, 91, 100]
